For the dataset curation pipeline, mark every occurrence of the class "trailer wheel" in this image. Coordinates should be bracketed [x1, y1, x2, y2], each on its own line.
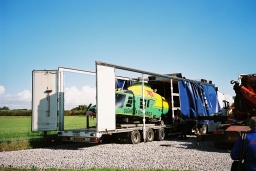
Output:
[130, 130, 141, 144]
[146, 128, 154, 142]
[155, 128, 165, 141]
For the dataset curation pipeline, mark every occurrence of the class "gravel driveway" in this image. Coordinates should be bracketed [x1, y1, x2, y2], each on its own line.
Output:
[0, 136, 233, 171]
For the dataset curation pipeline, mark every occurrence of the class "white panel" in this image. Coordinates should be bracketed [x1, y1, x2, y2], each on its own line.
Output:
[32, 70, 58, 131]
[96, 65, 116, 131]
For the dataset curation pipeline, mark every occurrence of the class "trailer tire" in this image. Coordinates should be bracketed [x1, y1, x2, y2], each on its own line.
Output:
[155, 128, 165, 141]
[146, 128, 154, 142]
[130, 130, 141, 144]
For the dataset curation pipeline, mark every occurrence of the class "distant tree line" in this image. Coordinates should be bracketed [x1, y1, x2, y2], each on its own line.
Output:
[71, 105, 88, 111]
[0, 106, 10, 110]
[0, 105, 90, 116]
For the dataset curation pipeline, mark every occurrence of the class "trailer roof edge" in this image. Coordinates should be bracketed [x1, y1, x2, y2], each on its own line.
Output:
[96, 61, 216, 86]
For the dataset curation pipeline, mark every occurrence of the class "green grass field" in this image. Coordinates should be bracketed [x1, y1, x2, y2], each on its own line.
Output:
[0, 116, 96, 151]
[0, 116, 41, 141]
[0, 116, 97, 141]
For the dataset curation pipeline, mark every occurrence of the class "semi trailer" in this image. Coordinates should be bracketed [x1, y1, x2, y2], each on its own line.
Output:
[32, 61, 226, 144]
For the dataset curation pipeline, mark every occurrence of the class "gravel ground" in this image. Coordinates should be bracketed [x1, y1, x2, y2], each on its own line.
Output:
[0, 136, 233, 171]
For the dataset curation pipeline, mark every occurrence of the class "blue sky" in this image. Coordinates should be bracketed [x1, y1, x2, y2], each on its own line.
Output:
[1, 0, 256, 109]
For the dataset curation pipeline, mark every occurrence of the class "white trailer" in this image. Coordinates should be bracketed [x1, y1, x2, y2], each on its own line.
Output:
[32, 61, 170, 144]
[32, 61, 225, 144]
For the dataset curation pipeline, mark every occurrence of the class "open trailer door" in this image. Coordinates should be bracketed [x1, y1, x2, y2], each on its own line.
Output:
[32, 70, 58, 131]
[96, 63, 116, 132]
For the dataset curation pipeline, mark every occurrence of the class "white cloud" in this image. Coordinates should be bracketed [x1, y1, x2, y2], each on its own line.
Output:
[0, 85, 5, 95]
[17, 90, 32, 101]
[218, 92, 234, 108]
[65, 86, 96, 109]
[0, 88, 32, 109]
[224, 94, 234, 105]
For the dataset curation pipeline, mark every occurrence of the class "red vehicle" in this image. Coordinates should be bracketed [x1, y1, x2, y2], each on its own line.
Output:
[213, 74, 256, 145]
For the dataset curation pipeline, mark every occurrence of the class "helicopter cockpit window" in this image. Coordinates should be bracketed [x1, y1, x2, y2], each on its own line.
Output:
[126, 96, 133, 107]
[139, 98, 147, 109]
[147, 99, 154, 107]
[116, 94, 126, 108]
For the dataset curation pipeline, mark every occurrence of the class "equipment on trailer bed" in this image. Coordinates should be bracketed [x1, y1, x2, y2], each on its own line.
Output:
[32, 61, 225, 144]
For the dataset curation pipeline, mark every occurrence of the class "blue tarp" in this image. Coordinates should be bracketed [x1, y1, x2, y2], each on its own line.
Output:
[116, 79, 133, 89]
[178, 80, 221, 119]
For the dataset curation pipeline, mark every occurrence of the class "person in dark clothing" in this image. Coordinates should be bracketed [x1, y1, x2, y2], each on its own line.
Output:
[174, 111, 187, 140]
[231, 116, 256, 171]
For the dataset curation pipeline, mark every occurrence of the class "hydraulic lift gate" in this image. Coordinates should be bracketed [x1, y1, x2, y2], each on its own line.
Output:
[32, 70, 58, 131]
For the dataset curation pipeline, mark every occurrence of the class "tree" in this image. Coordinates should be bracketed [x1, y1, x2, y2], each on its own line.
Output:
[0, 106, 9, 110]
[71, 105, 88, 111]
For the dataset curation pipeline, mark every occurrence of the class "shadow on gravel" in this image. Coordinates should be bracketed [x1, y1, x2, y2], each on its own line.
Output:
[38, 134, 119, 150]
[160, 135, 232, 153]
[26, 138, 99, 151]
[34, 134, 233, 152]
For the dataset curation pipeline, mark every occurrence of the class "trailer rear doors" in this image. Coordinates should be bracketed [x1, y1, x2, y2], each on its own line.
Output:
[96, 64, 116, 131]
[32, 64, 116, 133]
[32, 70, 58, 131]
